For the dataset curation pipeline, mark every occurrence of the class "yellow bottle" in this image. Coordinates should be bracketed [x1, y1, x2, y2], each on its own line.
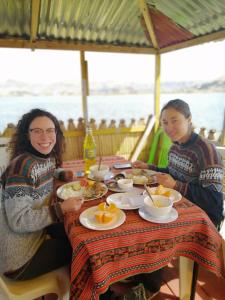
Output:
[83, 127, 96, 174]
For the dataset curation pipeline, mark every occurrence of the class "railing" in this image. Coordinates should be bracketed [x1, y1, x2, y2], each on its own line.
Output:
[0, 117, 154, 162]
[0, 117, 224, 164]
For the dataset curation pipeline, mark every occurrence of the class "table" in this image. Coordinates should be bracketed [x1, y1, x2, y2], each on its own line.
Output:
[61, 157, 225, 300]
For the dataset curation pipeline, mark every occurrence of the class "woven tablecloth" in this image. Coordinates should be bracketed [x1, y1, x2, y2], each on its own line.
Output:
[61, 157, 224, 300]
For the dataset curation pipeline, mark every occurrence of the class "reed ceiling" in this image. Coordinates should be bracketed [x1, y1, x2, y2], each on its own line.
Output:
[0, 0, 224, 54]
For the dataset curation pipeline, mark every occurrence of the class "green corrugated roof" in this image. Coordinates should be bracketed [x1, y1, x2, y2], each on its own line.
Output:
[0, 0, 224, 53]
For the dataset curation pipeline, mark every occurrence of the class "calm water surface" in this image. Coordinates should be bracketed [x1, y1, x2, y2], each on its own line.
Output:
[0, 93, 224, 133]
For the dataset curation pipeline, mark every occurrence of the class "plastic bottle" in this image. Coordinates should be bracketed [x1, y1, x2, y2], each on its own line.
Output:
[83, 127, 96, 174]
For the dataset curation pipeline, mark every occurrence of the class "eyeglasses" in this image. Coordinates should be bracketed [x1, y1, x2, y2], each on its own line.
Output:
[29, 128, 56, 136]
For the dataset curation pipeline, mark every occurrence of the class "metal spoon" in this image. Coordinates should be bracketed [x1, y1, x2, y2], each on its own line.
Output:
[144, 184, 156, 206]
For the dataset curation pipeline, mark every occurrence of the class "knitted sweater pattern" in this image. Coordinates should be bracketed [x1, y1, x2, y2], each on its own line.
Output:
[0, 152, 56, 274]
[168, 133, 223, 225]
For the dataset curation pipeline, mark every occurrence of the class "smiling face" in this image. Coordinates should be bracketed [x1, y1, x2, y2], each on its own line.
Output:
[28, 116, 56, 155]
[161, 107, 192, 143]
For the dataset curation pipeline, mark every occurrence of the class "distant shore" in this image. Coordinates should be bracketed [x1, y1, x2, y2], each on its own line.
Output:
[0, 76, 224, 97]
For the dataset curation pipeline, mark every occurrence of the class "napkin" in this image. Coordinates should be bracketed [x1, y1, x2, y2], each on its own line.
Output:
[127, 195, 144, 206]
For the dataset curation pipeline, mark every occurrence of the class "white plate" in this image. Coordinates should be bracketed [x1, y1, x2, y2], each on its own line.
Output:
[79, 206, 126, 230]
[138, 207, 178, 223]
[88, 172, 114, 181]
[144, 187, 182, 203]
[106, 192, 145, 210]
[57, 180, 108, 201]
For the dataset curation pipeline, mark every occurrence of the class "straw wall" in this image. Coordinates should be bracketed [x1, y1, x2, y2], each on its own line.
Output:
[0, 117, 153, 162]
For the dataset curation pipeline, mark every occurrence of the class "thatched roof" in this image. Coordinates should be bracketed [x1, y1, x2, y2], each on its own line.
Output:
[0, 0, 225, 54]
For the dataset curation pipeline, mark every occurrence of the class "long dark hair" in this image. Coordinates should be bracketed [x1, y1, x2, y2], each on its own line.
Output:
[9, 108, 65, 167]
[161, 99, 191, 119]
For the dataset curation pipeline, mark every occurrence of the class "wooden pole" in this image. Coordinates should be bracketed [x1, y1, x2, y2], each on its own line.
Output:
[130, 115, 155, 162]
[154, 53, 161, 132]
[80, 51, 89, 126]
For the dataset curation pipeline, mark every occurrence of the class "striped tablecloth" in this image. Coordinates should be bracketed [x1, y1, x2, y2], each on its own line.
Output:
[62, 158, 224, 300]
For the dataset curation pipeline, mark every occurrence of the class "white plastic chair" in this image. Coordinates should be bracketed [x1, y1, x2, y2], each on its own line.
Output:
[0, 266, 70, 300]
[0, 138, 10, 171]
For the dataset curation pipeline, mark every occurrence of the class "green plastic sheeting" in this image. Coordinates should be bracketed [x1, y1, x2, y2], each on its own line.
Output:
[147, 127, 172, 168]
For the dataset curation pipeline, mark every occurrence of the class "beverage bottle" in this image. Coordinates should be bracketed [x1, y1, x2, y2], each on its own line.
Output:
[83, 126, 96, 174]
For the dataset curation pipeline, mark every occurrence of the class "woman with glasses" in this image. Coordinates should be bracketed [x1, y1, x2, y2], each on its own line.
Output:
[0, 108, 83, 283]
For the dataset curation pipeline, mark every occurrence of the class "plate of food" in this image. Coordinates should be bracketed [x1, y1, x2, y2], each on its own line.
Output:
[57, 179, 108, 201]
[79, 202, 126, 230]
[124, 169, 156, 185]
[143, 184, 182, 203]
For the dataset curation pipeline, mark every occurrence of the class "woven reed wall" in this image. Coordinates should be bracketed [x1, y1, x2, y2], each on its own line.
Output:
[0, 117, 153, 162]
[1, 117, 223, 162]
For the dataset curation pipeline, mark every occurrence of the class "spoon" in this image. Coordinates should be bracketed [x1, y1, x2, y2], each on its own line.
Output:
[144, 184, 156, 206]
[98, 156, 102, 171]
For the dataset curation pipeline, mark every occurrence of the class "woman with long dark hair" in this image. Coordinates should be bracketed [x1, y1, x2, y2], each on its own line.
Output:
[133, 99, 223, 228]
[108, 99, 223, 300]
[0, 108, 83, 281]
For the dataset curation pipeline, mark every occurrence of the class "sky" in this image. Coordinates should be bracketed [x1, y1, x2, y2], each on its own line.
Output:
[0, 39, 224, 84]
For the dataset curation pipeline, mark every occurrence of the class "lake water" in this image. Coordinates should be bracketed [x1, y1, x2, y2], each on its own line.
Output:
[0, 93, 224, 134]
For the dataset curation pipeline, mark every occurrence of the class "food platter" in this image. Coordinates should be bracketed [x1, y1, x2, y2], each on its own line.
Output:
[124, 169, 156, 185]
[79, 206, 126, 230]
[57, 180, 108, 201]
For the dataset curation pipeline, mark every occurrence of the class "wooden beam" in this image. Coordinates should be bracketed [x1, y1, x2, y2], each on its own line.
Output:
[130, 114, 155, 162]
[138, 0, 159, 49]
[30, 0, 41, 43]
[0, 39, 156, 55]
[1, 30, 224, 55]
[159, 30, 225, 54]
[154, 53, 161, 132]
[80, 51, 89, 126]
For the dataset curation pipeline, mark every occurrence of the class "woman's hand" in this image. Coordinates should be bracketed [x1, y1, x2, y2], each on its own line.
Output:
[60, 197, 84, 214]
[59, 170, 75, 182]
[154, 173, 176, 189]
[132, 160, 148, 169]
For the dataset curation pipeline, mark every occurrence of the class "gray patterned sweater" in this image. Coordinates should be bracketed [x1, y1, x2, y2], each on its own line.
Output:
[0, 152, 61, 274]
[150, 132, 224, 226]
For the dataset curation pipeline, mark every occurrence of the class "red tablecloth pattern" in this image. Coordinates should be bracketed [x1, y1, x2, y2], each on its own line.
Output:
[61, 157, 224, 300]
[64, 197, 224, 300]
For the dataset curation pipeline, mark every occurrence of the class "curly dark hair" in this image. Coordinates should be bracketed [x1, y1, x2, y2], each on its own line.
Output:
[9, 108, 65, 167]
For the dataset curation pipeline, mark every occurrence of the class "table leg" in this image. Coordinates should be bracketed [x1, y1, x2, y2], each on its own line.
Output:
[179, 257, 195, 300]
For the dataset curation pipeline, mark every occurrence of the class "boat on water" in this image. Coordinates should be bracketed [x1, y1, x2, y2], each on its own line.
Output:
[0, 1, 224, 299]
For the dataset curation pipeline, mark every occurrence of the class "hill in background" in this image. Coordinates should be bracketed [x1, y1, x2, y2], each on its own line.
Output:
[0, 76, 224, 96]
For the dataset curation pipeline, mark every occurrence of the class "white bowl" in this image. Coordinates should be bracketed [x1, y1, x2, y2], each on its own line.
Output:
[90, 164, 110, 180]
[144, 195, 173, 218]
[117, 178, 133, 191]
